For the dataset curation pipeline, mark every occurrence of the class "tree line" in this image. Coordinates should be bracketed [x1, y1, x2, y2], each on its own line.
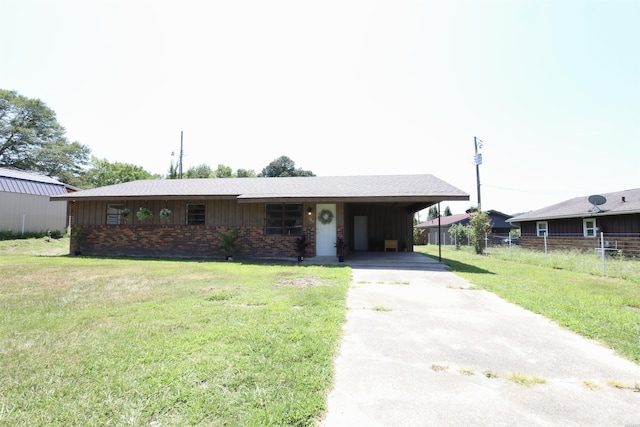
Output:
[0, 89, 314, 188]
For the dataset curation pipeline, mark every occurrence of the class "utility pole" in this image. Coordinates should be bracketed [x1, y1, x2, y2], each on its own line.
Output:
[179, 131, 184, 179]
[474, 136, 483, 211]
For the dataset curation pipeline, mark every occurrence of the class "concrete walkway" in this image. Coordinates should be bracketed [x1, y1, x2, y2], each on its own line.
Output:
[321, 253, 640, 426]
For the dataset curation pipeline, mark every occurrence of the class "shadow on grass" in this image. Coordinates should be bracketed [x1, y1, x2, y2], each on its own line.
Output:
[59, 253, 351, 270]
[419, 253, 495, 275]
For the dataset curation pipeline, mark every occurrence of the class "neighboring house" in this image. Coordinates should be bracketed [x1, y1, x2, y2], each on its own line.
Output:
[51, 174, 469, 259]
[416, 210, 516, 245]
[0, 167, 77, 234]
[416, 213, 469, 245]
[507, 188, 640, 256]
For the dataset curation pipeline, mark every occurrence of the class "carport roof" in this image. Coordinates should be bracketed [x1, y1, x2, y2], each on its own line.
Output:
[51, 174, 469, 206]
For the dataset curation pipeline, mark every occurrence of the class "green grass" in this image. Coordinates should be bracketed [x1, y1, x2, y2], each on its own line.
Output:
[0, 235, 70, 256]
[0, 239, 351, 426]
[416, 245, 640, 364]
[485, 245, 640, 283]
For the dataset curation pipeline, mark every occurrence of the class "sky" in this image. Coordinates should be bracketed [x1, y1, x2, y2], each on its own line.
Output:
[1, 0, 638, 217]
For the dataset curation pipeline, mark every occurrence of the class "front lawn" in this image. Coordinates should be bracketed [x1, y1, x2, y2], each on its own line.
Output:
[416, 245, 640, 364]
[0, 247, 350, 426]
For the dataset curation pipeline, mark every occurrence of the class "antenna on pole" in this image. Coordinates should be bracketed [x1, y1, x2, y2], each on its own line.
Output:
[179, 131, 184, 179]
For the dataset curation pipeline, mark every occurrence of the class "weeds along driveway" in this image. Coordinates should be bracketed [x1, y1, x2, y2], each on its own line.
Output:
[322, 266, 640, 427]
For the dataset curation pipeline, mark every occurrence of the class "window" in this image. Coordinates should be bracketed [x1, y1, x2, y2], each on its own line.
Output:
[583, 218, 597, 237]
[536, 221, 548, 237]
[187, 204, 206, 225]
[265, 204, 303, 235]
[106, 204, 128, 224]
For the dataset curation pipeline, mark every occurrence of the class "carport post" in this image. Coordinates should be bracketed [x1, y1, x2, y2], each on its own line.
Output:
[438, 203, 442, 263]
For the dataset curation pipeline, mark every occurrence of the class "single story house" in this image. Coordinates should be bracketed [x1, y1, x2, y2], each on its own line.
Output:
[51, 174, 469, 259]
[416, 210, 516, 245]
[507, 188, 640, 256]
[0, 167, 77, 234]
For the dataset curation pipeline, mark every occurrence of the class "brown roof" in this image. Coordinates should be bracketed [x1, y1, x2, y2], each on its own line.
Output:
[508, 188, 640, 222]
[416, 213, 470, 228]
[51, 174, 469, 204]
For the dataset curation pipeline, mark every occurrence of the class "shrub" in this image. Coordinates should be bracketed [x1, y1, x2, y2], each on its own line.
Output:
[0, 230, 61, 240]
[469, 211, 492, 255]
[220, 228, 239, 258]
[136, 207, 153, 222]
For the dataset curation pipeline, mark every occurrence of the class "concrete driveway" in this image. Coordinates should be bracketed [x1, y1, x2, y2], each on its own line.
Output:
[321, 253, 640, 426]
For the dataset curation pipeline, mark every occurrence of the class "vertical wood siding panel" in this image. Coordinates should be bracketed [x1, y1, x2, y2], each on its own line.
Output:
[82, 201, 90, 225]
[173, 201, 183, 225]
[89, 200, 95, 225]
[102, 201, 110, 224]
[212, 200, 220, 226]
[246, 204, 263, 227]
[239, 203, 258, 227]
[226, 200, 233, 225]
[231, 201, 240, 226]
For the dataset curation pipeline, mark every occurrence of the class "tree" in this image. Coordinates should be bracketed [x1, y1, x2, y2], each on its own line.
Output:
[448, 223, 468, 250]
[260, 155, 315, 177]
[82, 157, 158, 188]
[37, 139, 92, 187]
[167, 160, 179, 179]
[185, 164, 214, 178]
[427, 206, 439, 220]
[214, 164, 233, 178]
[236, 168, 256, 178]
[0, 89, 91, 184]
[444, 206, 452, 216]
[469, 211, 492, 254]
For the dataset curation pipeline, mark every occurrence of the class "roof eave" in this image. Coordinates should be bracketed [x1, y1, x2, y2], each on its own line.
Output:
[52, 194, 470, 203]
[50, 195, 240, 202]
[237, 195, 469, 203]
[507, 209, 640, 223]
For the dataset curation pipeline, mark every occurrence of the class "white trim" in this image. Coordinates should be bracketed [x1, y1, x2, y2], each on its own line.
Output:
[536, 221, 548, 237]
[583, 218, 597, 237]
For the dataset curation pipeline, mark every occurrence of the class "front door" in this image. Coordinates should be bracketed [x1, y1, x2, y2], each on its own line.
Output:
[354, 216, 368, 251]
[316, 204, 336, 256]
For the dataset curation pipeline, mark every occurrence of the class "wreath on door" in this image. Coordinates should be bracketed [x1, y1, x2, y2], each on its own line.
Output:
[318, 209, 334, 225]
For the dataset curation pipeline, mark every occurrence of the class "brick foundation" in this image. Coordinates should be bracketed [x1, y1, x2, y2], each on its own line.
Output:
[71, 225, 317, 259]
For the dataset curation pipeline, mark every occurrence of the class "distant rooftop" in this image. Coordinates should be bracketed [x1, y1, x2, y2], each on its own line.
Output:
[508, 188, 640, 222]
[416, 213, 470, 228]
[0, 167, 75, 197]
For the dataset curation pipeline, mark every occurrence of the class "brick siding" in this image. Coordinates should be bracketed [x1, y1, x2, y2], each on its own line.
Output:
[71, 225, 317, 259]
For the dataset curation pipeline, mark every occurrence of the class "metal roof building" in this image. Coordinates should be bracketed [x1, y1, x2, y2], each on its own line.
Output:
[0, 168, 76, 234]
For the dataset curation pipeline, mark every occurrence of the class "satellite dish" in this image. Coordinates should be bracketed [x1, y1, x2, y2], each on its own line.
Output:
[588, 195, 607, 206]
[588, 195, 607, 212]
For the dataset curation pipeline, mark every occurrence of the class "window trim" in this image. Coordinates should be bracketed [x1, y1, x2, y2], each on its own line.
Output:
[265, 203, 303, 236]
[583, 218, 597, 238]
[536, 221, 548, 237]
